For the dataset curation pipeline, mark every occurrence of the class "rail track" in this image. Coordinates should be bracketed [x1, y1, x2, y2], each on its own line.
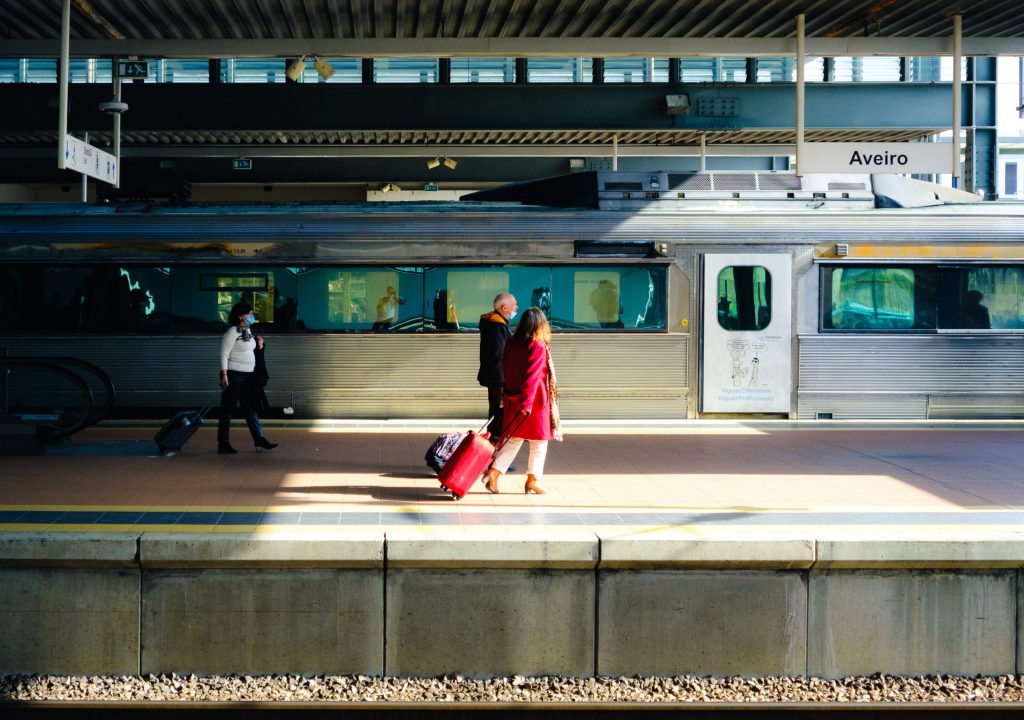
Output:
[3, 700, 1023, 719]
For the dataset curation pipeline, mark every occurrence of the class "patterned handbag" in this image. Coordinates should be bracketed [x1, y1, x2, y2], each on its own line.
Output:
[546, 345, 563, 442]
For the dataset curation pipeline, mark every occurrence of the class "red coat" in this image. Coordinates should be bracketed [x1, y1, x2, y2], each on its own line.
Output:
[501, 338, 553, 441]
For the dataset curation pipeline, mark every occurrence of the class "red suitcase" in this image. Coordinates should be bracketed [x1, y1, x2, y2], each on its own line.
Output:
[437, 430, 495, 499]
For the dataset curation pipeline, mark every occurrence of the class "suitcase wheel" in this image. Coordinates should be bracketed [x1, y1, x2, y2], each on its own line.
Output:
[450, 491, 461, 501]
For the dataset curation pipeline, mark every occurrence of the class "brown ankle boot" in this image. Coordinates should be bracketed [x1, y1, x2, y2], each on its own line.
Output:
[524, 473, 548, 494]
[484, 466, 501, 494]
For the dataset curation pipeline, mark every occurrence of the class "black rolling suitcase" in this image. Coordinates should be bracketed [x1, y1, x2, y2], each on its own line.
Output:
[154, 391, 219, 455]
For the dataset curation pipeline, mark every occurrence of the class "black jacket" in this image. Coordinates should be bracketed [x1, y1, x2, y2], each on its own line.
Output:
[477, 311, 512, 388]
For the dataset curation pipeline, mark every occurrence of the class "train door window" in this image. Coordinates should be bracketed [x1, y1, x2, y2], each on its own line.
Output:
[821, 266, 936, 331]
[937, 266, 1024, 330]
[716, 266, 771, 331]
[1006, 163, 1018, 197]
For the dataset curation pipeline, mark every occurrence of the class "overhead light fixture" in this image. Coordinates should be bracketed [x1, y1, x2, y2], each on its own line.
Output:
[312, 55, 335, 80]
[442, 156, 458, 170]
[382, 183, 400, 193]
[285, 56, 307, 82]
[426, 156, 441, 169]
[665, 93, 691, 115]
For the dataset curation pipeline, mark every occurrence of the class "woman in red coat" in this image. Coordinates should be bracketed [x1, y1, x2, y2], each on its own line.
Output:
[484, 307, 562, 494]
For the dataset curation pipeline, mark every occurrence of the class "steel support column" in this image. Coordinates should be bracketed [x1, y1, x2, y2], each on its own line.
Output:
[964, 57, 998, 199]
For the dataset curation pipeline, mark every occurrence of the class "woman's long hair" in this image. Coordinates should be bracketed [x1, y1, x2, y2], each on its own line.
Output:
[511, 306, 551, 345]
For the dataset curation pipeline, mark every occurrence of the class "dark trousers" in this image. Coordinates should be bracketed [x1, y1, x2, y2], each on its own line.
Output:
[486, 385, 504, 439]
[218, 370, 264, 444]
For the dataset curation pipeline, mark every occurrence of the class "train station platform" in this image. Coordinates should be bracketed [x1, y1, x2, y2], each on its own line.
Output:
[3, 420, 1024, 681]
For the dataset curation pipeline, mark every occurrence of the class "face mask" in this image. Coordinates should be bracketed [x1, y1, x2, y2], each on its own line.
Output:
[244, 313, 255, 326]
[507, 310, 517, 321]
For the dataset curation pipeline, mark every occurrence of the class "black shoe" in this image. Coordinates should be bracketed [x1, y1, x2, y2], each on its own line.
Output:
[508, 465, 517, 472]
[218, 443, 238, 455]
[255, 437, 278, 450]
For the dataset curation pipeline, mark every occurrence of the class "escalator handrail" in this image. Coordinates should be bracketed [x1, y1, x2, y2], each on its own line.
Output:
[15, 356, 116, 428]
[0, 359, 96, 439]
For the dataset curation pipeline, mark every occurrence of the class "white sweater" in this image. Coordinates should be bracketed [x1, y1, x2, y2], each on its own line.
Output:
[220, 326, 256, 372]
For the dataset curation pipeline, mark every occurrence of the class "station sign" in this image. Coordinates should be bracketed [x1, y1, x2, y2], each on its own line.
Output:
[802, 142, 952, 175]
[115, 60, 150, 79]
[61, 134, 118, 185]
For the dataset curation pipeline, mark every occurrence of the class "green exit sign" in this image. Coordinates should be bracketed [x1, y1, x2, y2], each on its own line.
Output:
[423, 183, 438, 191]
[232, 158, 253, 171]
[115, 60, 150, 79]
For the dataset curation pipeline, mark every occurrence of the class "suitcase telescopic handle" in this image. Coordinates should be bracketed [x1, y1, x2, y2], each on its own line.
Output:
[491, 410, 530, 451]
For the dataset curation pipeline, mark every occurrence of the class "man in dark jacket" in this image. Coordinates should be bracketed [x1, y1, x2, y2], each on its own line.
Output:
[478, 292, 517, 438]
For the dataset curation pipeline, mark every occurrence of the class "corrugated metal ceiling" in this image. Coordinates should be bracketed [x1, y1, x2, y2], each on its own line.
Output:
[2, 0, 1022, 41]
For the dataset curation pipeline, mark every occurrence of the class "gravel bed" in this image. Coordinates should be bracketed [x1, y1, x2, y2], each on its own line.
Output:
[3, 674, 1024, 704]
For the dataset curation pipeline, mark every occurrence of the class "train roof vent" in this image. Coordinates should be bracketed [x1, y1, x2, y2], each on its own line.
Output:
[757, 173, 802, 191]
[827, 181, 868, 191]
[668, 173, 712, 191]
[713, 173, 758, 191]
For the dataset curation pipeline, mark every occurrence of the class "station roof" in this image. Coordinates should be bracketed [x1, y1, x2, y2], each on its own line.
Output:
[3, 0, 1023, 53]
[1, 1, 1020, 194]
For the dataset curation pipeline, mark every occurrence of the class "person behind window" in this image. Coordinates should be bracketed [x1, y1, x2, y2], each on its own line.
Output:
[217, 301, 278, 454]
[477, 292, 517, 439]
[372, 286, 404, 331]
[952, 289, 991, 329]
[590, 279, 623, 328]
[483, 307, 562, 495]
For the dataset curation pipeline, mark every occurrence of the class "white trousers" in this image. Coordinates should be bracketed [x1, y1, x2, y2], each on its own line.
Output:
[492, 438, 548, 478]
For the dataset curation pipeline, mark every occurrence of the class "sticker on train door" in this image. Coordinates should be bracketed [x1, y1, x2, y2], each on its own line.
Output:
[701, 253, 792, 413]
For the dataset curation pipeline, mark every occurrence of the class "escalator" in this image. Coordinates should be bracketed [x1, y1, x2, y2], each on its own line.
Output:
[0, 356, 116, 454]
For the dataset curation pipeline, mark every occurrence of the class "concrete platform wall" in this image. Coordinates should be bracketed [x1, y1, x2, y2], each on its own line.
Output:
[2, 532, 1024, 679]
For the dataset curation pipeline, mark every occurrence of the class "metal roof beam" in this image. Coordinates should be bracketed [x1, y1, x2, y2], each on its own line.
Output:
[0, 144, 803, 158]
[4, 36, 1024, 57]
[0, 83, 959, 133]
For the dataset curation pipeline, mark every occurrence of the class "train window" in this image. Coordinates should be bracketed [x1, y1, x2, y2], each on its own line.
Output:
[0, 264, 668, 334]
[296, 267, 424, 331]
[822, 266, 936, 331]
[936, 267, 1024, 330]
[0, 265, 171, 334]
[171, 267, 298, 331]
[823, 265, 1024, 332]
[717, 266, 771, 331]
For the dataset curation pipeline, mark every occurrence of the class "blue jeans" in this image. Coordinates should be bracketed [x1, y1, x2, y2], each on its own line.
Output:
[217, 370, 264, 444]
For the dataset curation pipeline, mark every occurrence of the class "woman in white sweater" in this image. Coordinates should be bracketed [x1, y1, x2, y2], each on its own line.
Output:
[218, 301, 277, 454]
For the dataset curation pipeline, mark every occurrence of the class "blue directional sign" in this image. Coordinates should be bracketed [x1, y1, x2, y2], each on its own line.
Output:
[232, 158, 253, 171]
[115, 60, 150, 79]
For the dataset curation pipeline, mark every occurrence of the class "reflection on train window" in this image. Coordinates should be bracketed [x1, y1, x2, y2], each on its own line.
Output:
[822, 265, 1024, 332]
[937, 267, 1024, 330]
[295, 267, 423, 332]
[0, 264, 667, 334]
[0, 266, 172, 333]
[575, 271, 622, 327]
[172, 267, 298, 331]
[717, 266, 771, 331]
[824, 267, 934, 331]
[556, 267, 664, 330]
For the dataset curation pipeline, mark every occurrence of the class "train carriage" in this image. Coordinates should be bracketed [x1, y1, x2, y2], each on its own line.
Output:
[1, 170, 1023, 421]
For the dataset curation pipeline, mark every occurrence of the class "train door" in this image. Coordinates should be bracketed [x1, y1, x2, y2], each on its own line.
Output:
[700, 253, 792, 415]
